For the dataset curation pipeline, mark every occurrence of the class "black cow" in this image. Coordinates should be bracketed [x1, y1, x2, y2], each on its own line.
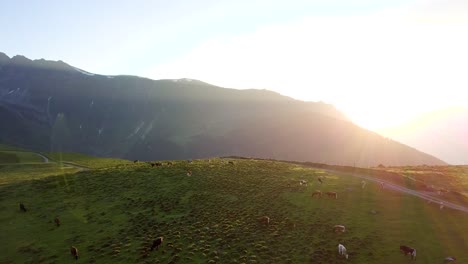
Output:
[19, 202, 27, 212]
[134, 160, 139, 163]
[150, 237, 164, 251]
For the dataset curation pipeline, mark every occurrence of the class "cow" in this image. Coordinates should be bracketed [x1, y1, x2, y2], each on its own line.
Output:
[228, 161, 235, 165]
[150, 237, 164, 251]
[54, 216, 60, 227]
[325, 192, 338, 199]
[258, 216, 270, 225]
[70, 246, 79, 260]
[444, 256, 457, 262]
[338, 244, 349, 259]
[312, 190, 322, 198]
[400, 245, 416, 260]
[333, 225, 346, 233]
[299, 180, 308, 186]
[133, 160, 139, 163]
[166, 162, 173, 166]
[19, 202, 27, 212]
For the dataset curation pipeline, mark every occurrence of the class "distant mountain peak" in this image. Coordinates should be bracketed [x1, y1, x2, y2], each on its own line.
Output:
[0, 52, 9, 66]
[0, 52, 9, 60]
[10, 55, 33, 65]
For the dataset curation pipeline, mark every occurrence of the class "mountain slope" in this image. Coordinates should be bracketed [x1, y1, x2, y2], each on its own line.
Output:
[379, 108, 468, 165]
[0, 52, 445, 166]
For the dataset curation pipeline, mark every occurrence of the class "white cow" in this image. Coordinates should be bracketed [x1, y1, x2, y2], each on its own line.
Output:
[338, 244, 349, 259]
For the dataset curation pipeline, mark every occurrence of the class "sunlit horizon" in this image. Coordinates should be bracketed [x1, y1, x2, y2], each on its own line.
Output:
[2, 0, 467, 132]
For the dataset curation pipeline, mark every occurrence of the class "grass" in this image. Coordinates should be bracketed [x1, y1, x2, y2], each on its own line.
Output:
[0, 164, 81, 185]
[0, 158, 466, 264]
[45, 152, 132, 169]
[0, 151, 45, 164]
[0, 144, 29, 151]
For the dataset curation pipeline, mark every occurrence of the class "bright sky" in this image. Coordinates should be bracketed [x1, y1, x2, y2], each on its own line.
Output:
[1, 0, 467, 131]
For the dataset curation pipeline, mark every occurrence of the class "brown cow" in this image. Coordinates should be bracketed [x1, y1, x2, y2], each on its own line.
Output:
[333, 225, 346, 233]
[325, 192, 338, 199]
[54, 216, 60, 227]
[70, 246, 79, 260]
[312, 190, 322, 198]
[258, 216, 270, 225]
[400, 245, 416, 260]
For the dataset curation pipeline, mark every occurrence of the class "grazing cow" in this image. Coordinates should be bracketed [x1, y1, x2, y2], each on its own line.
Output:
[258, 216, 270, 225]
[338, 244, 349, 259]
[400, 245, 416, 260]
[54, 216, 60, 227]
[361, 180, 367, 189]
[445, 256, 457, 262]
[325, 192, 338, 199]
[187, 170, 192, 177]
[333, 225, 346, 233]
[299, 180, 308, 186]
[150, 237, 164, 251]
[19, 202, 27, 212]
[133, 160, 139, 163]
[312, 190, 322, 198]
[70, 246, 79, 260]
[228, 161, 235, 165]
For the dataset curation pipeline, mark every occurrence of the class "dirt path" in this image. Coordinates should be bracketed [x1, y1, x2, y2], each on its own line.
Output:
[35, 152, 49, 163]
[321, 168, 468, 214]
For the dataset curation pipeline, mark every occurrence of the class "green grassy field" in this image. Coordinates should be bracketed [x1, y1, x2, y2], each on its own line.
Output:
[0, 151, 45, 164]
[0, 158, 467, 264]
[45, 152, 132, 169]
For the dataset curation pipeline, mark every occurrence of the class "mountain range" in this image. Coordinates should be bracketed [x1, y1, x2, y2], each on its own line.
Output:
[0, 52, 446, 166]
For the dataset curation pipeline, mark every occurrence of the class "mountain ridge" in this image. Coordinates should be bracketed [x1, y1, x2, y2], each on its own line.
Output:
[0, 52, 446, 166]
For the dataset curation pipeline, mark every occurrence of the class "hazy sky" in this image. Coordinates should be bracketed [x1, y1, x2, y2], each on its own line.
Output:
[1, 0, 467, 130]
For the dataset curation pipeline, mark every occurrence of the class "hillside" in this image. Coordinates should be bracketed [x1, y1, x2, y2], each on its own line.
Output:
[1, 158, 466, 263]
[0, 52, 446, 166]
[378, 107, 468, 165]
